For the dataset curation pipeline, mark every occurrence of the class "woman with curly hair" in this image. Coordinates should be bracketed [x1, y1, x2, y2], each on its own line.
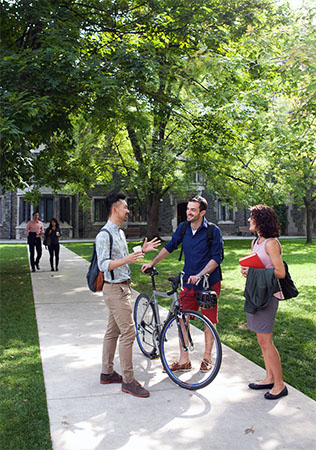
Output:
[240, 205, 288, 400]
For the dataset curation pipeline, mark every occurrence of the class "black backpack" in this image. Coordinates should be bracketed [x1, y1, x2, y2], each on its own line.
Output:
[87, 228, 114, 292]
[178, 221, 224, 278]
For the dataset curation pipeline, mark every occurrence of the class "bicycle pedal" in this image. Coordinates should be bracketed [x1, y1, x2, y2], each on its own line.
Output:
[150, 354, 159, 360]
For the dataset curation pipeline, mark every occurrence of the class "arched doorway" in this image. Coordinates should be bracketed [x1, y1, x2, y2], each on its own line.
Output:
[177, 202, 187, 225]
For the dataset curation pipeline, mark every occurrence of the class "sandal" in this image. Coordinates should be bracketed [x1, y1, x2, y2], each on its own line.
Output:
[200, 359, 213, 372]
[163, 361, 192, 373]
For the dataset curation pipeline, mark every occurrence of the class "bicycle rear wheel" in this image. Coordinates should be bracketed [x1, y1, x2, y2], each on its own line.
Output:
[159, 310, 222, 390]
[134, 293, 159, 359]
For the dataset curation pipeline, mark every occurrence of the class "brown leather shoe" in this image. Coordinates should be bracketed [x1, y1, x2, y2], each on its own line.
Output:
[100, 371, 122, 384]
[168, 361, 192, 372]
[121, 380, 150, 398]
[200, 359, 213, 372]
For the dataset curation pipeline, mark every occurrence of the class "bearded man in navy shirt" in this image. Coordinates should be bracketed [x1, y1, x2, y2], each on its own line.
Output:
[142, 195, 224, 373]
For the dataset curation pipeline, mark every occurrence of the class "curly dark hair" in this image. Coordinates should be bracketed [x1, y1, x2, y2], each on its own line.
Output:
[250, 205, 280, 238]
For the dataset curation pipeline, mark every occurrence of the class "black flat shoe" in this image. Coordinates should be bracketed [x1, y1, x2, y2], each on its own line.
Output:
[249, 382, 274, 390]
[264, 386, 288, 400]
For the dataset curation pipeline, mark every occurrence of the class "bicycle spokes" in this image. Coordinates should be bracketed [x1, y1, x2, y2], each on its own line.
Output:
[160, 310, 222, 390]
[134, 294, 159, 359]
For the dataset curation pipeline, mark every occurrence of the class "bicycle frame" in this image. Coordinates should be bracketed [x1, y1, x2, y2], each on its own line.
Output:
[140, 276, 194, 357]
[147, 289, 177, 350]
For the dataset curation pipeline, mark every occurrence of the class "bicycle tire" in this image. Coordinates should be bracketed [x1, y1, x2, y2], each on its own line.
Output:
[134, 293, 159, 359]
[159, 309, 222, 390]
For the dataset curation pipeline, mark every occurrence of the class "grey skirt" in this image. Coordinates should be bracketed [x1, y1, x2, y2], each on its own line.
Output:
[246, 296, 279, 334]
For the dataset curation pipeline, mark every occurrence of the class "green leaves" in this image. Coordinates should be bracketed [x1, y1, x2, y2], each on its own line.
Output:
[2, 0, 313, 238]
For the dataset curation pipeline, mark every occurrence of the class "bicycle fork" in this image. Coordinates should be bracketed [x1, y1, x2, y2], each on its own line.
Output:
[175, 310, 194, 352]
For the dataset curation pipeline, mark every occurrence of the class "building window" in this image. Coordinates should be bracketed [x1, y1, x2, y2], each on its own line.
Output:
[94, 198, 106, 223]
[60, 197, 70, 223]
[39, 197, 54, 222]
[193, 172, 205, 184]
[128, 198, 147, 223]
[19, 197, 31, 224]
[218, 200, 233, 222]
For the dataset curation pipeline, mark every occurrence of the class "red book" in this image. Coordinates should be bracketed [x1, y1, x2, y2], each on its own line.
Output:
[239, 252, 265, 268]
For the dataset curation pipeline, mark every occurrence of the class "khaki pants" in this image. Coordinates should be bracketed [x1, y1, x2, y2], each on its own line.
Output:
[102, 282, 136, 383]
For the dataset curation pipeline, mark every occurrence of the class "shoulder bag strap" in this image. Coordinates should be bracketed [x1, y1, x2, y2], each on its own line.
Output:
[101, 228, 114, 281]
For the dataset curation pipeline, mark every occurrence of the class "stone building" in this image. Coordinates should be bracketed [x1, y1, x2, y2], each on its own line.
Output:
[0, 183, 312, 240]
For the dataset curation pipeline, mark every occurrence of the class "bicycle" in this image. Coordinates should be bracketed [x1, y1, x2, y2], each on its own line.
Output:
[134, 267, 222, 390]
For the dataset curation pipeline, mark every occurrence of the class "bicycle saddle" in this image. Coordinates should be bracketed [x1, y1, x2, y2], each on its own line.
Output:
[144, 267, 159, 276]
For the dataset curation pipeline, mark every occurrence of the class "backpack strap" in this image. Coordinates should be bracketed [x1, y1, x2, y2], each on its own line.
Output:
[178, 221, 190, 261]
[206, 222, 214, 246]
[101, 228, 114, 281]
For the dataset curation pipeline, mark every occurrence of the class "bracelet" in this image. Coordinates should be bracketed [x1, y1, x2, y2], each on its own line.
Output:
[197, 272, 203, 278]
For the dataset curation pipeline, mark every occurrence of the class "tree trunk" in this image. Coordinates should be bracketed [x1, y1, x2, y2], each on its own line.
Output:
[146, 193, 161, 240]
[304, 197, 313, 244]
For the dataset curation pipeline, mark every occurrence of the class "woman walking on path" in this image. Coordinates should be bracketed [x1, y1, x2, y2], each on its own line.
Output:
[44, 218, 61, 271]
[240, 205, 288, 400]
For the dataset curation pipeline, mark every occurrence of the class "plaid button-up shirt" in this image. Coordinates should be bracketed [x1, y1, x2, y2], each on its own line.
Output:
[95, 220, 131, 283]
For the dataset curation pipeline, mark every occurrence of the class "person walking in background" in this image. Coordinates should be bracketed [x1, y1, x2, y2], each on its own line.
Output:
[142, 195, 224, 373]
[25, 211, 44, 272]
[240, 204, 288, 400]
[44, 218, 61, 271]
[96, 193, 160, 398]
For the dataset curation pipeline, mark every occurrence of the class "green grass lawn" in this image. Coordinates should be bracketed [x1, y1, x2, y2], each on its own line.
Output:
[64, 238, 316, 400]
[0, 244, 52, 450]
[0, 237, 315, 449]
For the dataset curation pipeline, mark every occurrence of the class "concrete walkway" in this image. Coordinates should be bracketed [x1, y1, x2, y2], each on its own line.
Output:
[30, 245, 316, 450]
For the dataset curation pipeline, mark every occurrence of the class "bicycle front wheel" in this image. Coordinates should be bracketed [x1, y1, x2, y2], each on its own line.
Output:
[134, 293, 159, 359]
[159, 310, 222, 390]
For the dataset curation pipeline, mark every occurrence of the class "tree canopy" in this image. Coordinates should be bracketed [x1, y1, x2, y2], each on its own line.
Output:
[185, 3, 316, 241]
[1, 0, 315, 240]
